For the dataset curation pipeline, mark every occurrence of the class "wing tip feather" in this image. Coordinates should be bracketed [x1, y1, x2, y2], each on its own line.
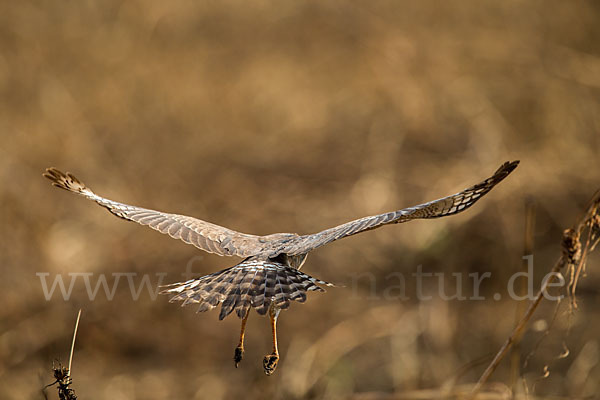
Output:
[494, 160, 519, 179]
[43, 167, 89, 194]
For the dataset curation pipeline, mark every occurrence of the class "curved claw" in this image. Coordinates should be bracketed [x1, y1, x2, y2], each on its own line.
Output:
[263, 353, 279, 376]
[233, 346, 244, 368]
[234, 346, 244, 368]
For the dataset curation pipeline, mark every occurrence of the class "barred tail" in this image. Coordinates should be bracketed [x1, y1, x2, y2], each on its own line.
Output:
[161, 260, 335, 320]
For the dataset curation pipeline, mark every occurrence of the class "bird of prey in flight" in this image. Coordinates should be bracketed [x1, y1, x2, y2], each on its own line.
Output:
[44, 161, 518, 375]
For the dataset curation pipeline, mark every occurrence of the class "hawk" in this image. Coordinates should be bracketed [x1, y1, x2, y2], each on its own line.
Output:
[44, 161, 518, 375]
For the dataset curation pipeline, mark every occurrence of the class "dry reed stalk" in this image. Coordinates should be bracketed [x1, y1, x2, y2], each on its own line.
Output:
[469, 190, 600, 399]
[43, 309, 82, 400]
[510, 201, 536, 393]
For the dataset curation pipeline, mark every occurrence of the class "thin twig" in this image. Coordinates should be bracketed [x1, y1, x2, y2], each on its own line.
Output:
[42, 309, 82, 400]
[469, 258, 565, 398]
[68, 309, 82, 377]
[511, 201, 536, 392]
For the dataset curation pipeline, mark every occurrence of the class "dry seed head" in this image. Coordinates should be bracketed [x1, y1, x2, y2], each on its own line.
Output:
[562, 228, 581, 266]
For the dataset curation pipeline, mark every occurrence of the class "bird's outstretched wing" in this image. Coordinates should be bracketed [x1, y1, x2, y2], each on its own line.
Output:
[43, 168, 266, 257]
[271, 161, 519, 256]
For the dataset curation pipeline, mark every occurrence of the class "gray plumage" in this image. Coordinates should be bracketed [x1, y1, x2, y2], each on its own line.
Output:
[43, 161, 518, 319]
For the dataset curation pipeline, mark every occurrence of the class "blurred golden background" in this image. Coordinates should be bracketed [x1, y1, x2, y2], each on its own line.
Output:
[1, 0, 600, 399]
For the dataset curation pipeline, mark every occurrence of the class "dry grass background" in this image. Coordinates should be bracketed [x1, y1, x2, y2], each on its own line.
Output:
[1, 0, 600, 399]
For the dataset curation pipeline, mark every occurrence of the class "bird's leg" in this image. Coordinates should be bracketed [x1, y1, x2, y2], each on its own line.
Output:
[234, 311, 250, 368]
[263, 305, 280, 376]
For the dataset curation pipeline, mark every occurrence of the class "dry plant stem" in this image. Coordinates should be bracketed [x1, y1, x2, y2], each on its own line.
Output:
[469, 258, 565, 398]
[511, 202, 536, 391]
[68, 309, 82, 377]
[42, 309, 82, 400]
[569, 230, 591, 308]
[470, 190, 600, 399]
